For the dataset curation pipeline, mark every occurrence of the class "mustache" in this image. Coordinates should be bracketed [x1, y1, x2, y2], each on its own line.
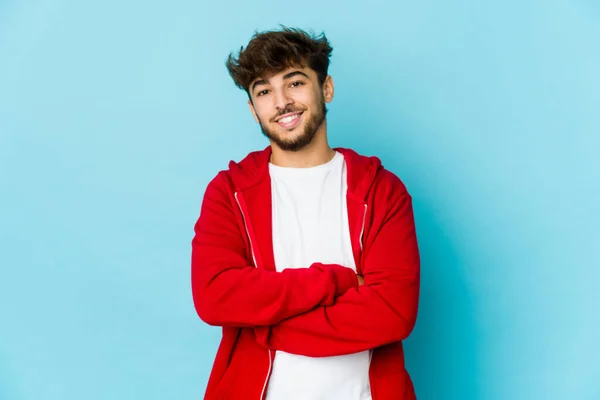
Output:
[271, 106, 305, 122]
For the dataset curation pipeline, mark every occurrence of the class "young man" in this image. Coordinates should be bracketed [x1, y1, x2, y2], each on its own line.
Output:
[191, 27, 420, 400]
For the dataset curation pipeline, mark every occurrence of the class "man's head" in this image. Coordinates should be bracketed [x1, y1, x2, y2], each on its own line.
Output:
[226, 27, 334, 152]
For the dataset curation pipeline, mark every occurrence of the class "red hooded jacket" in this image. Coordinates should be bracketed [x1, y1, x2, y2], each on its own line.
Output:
[191, 146, 420, 399]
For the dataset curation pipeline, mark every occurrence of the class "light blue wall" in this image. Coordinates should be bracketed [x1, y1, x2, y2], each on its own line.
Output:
[1, 1, 598, 399]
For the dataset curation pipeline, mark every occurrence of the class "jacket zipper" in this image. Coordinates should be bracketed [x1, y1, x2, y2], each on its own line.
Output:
[260, 351, 273, 400]
[234, 191, 273, 400]
[359, 204, 368, 252]
[234, 192, 257, 268]
[360, 203, 375, 399]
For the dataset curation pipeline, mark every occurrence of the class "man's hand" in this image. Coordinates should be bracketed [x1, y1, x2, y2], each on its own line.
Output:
[357, 275, 365, 286]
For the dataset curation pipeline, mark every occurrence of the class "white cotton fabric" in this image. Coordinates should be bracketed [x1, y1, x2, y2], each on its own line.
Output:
[265, 151, 372, 400]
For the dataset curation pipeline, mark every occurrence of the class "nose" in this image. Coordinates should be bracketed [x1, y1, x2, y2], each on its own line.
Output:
[273, 87, 293, 111]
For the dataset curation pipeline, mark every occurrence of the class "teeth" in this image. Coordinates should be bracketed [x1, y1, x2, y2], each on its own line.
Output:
[280, 114, 298, 124]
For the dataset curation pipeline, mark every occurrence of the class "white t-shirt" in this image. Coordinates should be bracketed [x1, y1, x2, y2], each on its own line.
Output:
[265, 151, 372, 400]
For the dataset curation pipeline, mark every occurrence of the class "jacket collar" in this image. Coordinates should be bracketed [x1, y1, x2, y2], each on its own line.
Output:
[228, 146, 382, 200]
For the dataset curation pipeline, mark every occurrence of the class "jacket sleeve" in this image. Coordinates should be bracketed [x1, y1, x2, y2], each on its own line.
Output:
[191, 173, 359, 328]
[254, 181, 420, 356]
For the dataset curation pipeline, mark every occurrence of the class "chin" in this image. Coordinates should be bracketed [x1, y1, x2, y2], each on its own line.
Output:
[261, 117, 319, 152]
[272, 124, 302, 139]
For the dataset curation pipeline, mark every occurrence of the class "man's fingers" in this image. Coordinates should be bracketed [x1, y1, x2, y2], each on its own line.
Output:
[357, 275, 365, 286]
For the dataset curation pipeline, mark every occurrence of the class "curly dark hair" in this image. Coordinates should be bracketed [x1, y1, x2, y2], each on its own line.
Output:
[226, 26, 333, 96]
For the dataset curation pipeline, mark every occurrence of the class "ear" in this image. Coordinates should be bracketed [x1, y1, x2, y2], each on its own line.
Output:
[322, 75, 334, 103]
[248, 99, 260, 123]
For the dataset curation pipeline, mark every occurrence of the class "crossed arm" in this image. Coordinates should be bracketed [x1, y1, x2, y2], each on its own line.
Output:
[192, 175, 420, 356]
[254, 189, 420, 356]
[191, 175, 359, 328]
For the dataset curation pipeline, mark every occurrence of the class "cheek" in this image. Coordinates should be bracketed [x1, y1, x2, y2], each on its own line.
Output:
[252, 104, 272, 122]
[304, 91, 322, 108]
[296, 90, 314, 103]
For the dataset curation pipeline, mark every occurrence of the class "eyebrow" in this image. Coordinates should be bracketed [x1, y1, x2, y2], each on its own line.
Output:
[251, 70, 310, 93]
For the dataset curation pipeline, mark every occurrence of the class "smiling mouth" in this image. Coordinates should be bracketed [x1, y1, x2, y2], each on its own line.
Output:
[276, 112, 303, 129]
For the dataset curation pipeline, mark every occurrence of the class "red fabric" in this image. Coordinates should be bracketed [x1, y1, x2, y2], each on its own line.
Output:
[191, 146, 420, 400]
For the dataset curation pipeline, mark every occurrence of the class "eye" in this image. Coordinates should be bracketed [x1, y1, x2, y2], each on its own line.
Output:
[256, 89, 270, 97]
[290, 81, 305, 88]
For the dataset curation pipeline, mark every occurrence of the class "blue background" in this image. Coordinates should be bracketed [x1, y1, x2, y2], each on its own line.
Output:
[1, 1, 599, 399]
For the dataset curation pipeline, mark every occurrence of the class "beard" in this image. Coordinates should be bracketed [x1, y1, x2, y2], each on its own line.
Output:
[258, 97, 327, 152]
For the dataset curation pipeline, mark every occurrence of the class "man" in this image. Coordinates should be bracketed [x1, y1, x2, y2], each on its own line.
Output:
[191, 26, 420, 400]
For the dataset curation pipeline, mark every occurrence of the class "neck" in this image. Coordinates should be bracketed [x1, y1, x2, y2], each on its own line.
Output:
[269, 128, 334, 168]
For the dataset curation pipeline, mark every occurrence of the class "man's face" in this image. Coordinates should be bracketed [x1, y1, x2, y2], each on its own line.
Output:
[247, 66, 334, 152]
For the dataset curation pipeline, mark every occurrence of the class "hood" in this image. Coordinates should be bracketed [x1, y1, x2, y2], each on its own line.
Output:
[228, 146, 382, 200]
